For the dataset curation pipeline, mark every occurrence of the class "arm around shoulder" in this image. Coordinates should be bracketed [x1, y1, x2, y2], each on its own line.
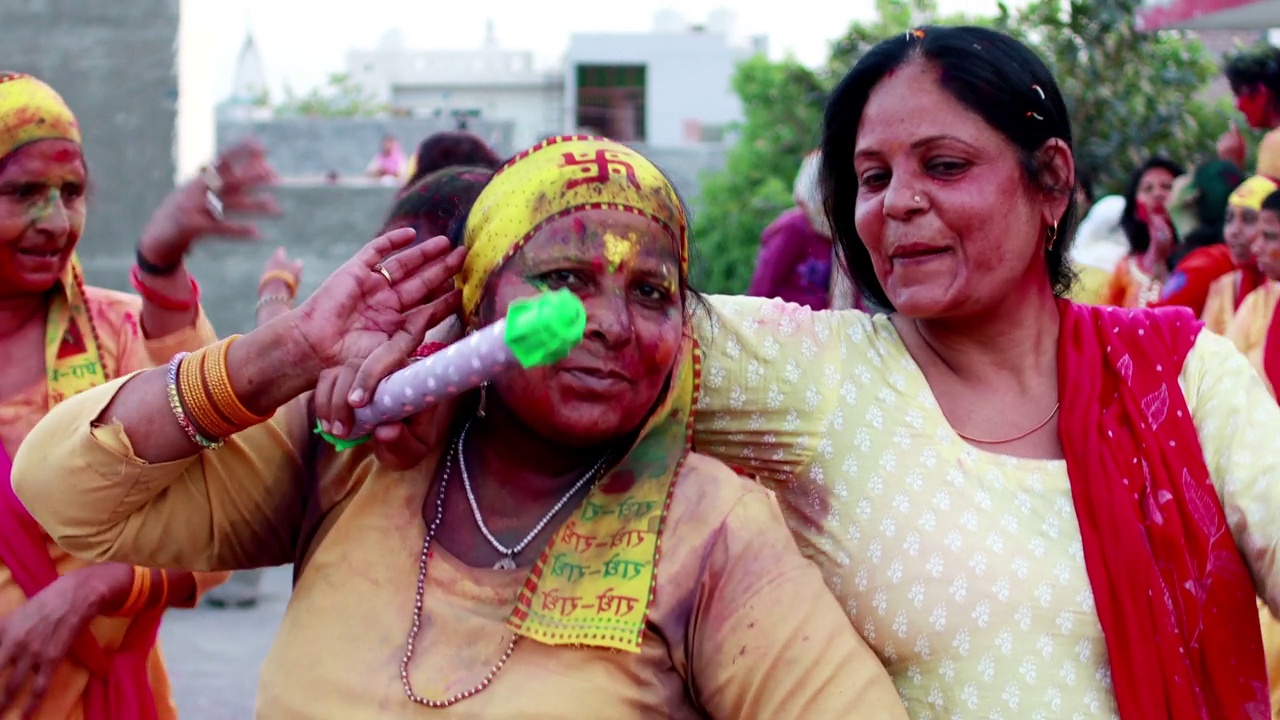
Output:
[1183, 331, 1280, 614]
[687, 476, 905, 719]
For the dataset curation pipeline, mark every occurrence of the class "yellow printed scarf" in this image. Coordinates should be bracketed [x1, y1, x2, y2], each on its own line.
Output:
[45, 257, 108, 406]
[0, 72, 100, 405]
[462, 136, 694, 653]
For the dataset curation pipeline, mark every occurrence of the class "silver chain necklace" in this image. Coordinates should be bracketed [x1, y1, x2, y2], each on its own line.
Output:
[400, 437, 517, 707]
[399, 424, 614, 707]
[457, 417, 612, 570]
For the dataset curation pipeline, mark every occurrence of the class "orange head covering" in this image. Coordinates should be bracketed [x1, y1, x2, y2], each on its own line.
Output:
[0, 72, 81, 162]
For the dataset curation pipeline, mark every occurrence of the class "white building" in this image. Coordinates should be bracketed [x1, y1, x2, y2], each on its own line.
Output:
[346, 25, 562, 150]
[216, 30, 273, 122]
[565, 10, 765, 147]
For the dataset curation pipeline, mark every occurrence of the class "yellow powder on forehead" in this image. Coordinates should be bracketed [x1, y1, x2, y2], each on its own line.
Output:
[603, 231, 638, 273]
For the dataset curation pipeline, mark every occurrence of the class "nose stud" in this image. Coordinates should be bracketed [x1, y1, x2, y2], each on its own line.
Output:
[913, 195, 922, 204]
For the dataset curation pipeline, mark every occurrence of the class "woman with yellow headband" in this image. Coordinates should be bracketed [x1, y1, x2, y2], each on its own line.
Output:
[10, 137, 906, 718]
[0, 71, 281, 717]
[1189, 175, 1278, 334]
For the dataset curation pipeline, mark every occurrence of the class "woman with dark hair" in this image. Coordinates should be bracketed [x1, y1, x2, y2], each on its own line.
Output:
[250, 25, 1280, 719]
[402, 131, 502, 190]
[1104, 156, 1184, 306]
[1219, 45, 1280, 176]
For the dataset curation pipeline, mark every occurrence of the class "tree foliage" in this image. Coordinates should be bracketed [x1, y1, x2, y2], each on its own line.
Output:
[275, 73, 388, 118]
[692, 0, 1230, 294]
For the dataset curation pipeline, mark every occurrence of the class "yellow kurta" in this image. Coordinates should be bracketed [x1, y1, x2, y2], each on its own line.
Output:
[13, 382, 906, 719]
[1225, 281, 1280, 397]
[689, 295, 1280, 719]
[1204, 270, 1249, 336]
[0, 286, 218, 720]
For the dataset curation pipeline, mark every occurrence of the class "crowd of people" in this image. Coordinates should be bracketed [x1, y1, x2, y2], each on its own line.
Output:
[1, 22, 1279, 720]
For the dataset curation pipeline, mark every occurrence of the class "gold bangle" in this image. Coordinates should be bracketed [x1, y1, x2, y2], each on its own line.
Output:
[179, 349, 237, 438]
[203, 336, 271, 428]
[258, 270, 298, 296]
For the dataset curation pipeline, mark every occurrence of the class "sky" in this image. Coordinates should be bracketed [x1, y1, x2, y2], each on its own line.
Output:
[198, 0, 1011, 101]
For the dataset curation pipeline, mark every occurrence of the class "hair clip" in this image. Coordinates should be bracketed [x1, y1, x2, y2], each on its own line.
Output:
[1031, 84, 1046, 100]
[1027, 111, 1045, 120]
[907, 28, 925, 40]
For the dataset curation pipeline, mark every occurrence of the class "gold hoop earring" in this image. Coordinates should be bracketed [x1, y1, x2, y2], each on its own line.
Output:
[477, 382, 488, 419]
[1046, 221, 1059, 251]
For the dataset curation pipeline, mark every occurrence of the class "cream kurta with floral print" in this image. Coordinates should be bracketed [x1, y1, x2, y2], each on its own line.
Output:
[692, 295, 1280, 720]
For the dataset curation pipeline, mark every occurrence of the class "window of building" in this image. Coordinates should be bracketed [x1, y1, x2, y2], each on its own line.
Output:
[575, 64, 646, 143]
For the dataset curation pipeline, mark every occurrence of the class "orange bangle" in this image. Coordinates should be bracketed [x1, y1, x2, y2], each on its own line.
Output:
[258, 270, 298, 296]
[202, 336, 271, 428]
[109, 567, 150, 617]
[157, 569, 170, 609]
[179, 349, 237, 438]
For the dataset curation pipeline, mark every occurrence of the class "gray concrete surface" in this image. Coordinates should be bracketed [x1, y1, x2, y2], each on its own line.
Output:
[159, 565, 291, 719]
[1, 0, 179, 269]
[217, 117, 515, 178]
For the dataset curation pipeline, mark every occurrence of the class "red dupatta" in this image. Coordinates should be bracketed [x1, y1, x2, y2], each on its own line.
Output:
[0, 446, 162, 720]
[1264, 297, 1280, 395]
[1058, 300, 1270, 719]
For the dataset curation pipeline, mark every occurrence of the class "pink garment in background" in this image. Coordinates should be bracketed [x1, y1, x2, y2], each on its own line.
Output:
[747, 208, 832, 310]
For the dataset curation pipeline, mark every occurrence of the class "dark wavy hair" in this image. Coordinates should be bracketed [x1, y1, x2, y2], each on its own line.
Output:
[1119, 156, 1184, 254]
[819, 26, 1078, 311]
[1225, 44, 1280, 98]
[381, 166, 494, 243]
[404, 131, 502, 189]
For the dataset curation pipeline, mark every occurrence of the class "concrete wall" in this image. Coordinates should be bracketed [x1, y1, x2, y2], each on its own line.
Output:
[566, 32, 747, 147]
[217, 117, 515, 178]
[2, 0, 180, 283]
[179, 184, 398, 336]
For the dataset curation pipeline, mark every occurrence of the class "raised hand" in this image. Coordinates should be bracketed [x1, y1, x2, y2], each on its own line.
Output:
[291, 229, 464, 435]
[137, 139, 279, 271]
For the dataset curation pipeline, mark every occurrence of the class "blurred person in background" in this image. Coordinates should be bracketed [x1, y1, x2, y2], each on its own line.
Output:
[0, 71, 277, 719]
[1157, 168, 1261, 323]
[402, 131, 502, 191]
[366, 134, 406, 185]
[1104, 156, 1183, 306]
[746, 151, 833, 309]
[1219, 45, 1280, 177]
[1069, 194, 1128, 304]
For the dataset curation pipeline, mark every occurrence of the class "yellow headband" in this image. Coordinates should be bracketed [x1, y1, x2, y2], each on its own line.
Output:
[459, 135, 687, 321]
[1228, 174, 1279, 212]
[0, 73, 80, 163]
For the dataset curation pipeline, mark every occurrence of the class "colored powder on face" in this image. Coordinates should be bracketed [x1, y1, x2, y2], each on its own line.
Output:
[26, 188, 59, 223]
[602, 231, 637, 273]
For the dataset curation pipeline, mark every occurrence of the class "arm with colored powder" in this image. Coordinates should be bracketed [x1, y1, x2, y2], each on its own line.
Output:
[687, 475, 907, 719]
[12, 230, 464, 572]
[689, 294, 847, 485]
[131, 140, 277, 343]
[1182, 332, 1280, 613]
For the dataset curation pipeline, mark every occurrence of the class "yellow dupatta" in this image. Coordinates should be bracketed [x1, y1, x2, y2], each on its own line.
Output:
[459, 136, 696, 653]
[0, 72, 105, 405]
[45, 257, 108, 405]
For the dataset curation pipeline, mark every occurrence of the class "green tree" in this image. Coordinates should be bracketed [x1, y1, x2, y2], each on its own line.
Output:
[691, 0, 983, 294]
[693, 0, 1229, 293]
[690, 56, 826, 293]
[994, 0, 1224, 194]
[275, 73, 388, 118]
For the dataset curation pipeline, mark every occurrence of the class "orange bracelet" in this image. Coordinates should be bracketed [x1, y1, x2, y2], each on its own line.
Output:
[258, 270, 298, 296]
[178, 349, 238, 438]
[108, 567, 151, 617]
[202, 336, 271, 428]
[157, 569, 170, 609]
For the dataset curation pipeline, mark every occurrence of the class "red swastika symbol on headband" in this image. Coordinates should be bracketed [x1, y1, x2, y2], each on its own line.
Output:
[562, 150, 641, 190]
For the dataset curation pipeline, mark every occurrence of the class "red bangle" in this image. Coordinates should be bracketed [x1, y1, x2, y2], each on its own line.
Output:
[130, 266, 200, 312]
[412, 341, 449, 359]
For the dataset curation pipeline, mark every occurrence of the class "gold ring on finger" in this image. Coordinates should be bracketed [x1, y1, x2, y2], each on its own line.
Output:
[373, 263, 393, 284]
